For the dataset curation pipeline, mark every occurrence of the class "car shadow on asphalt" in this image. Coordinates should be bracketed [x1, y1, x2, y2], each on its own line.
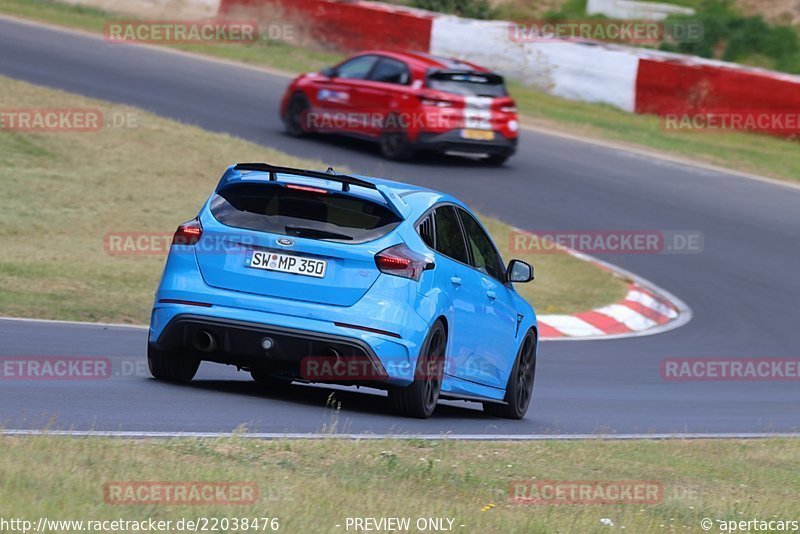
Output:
[171, 378, 490, 420]
[283, 132, 515, 169]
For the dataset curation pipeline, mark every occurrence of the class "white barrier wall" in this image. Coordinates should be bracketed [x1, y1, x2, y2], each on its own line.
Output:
[586, 0, 694, 21]
[62, 0, 221, 18]
[431, 16, 640, 112]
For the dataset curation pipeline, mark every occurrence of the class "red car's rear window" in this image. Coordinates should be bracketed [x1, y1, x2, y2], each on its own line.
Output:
[426, 71, 507, 97]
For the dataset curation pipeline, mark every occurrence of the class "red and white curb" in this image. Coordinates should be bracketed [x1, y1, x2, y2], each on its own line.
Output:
[536, 250, 691, 341]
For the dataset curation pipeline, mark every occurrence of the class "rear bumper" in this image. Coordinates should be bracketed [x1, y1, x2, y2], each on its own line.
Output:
[154, 313, 389, 384]
[413, 129, 517, 156]
[149, 303, 420, 386]
[150, 239, 436, 387]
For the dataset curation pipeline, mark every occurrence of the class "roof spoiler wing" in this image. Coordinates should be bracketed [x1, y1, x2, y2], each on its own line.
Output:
[426, 68, 505, 83]
[220, 163, 411, 219]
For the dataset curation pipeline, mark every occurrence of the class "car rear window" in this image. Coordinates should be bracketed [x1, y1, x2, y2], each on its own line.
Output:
[210, 183, 402, 243]
[426, 71, 507, 97]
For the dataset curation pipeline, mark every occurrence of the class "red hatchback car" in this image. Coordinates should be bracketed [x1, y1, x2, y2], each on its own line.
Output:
[280, 51, 519, 164]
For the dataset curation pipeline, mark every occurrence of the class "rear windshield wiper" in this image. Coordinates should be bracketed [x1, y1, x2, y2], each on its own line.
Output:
[285, 226, 354, 241]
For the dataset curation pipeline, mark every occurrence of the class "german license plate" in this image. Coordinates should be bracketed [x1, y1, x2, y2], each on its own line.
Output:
[461, 129, 495, 141]
[245, 250, 327, 278]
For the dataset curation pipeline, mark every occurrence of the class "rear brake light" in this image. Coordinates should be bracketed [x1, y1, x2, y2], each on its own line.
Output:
[172, 219, 203, 246]
[375, 244, 434, 282]
[500, 106, 517, 113]
[286, 184, 329, 194]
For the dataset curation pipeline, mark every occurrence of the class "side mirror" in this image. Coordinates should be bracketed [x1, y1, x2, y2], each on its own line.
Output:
[507, 259, 534, 283]
[320, 66, 337, 78]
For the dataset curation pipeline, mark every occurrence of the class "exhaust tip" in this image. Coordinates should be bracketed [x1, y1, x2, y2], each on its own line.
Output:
[193, 330, 217, 352]
[324, 347, 345, 372]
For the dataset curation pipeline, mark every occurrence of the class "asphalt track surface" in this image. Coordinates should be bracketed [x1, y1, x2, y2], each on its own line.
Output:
[1, 17, 799, 436]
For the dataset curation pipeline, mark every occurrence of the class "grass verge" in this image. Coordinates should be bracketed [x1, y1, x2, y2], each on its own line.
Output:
[1, 435, 799, 532]
[0, 75, 626, 322]
[2, 0, 799, 183]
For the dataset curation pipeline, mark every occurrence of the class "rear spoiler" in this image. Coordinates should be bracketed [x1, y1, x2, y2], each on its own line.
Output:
[426, 69, 505, 82]
[220, 163, 411, 219]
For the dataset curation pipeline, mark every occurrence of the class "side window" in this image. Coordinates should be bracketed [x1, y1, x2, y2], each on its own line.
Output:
[336, 55, 379, 80]
[458, 208, 505, 282]
[432, 206, 469, 264]
[417, 213, 435, 249]
[368, 58, 410, 85]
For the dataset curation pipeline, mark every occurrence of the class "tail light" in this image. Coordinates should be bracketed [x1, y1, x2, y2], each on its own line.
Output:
[375, 244, 434, 281]
[499, 104, 517, 113]
[172, 218, 203, 246]
[286, 183, 329, 194]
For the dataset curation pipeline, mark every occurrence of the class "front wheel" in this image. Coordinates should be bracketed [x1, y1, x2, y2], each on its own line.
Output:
[147, 345, 199, 383]
[388, 319, 447, 418]
[483, 329, 536, 419]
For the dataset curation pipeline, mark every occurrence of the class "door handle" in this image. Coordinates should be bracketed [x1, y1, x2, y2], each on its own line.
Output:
[486, 290, 497, 300]
[450, 276, 462, 286]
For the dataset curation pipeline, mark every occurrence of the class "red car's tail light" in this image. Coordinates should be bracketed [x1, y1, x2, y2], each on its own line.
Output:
[172, 219, 203, 246]
[375, 244, 434, 281]
[500, 105, 517, 113]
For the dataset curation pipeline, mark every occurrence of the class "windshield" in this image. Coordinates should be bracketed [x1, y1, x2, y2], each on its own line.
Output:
[210, 183, 402, 243]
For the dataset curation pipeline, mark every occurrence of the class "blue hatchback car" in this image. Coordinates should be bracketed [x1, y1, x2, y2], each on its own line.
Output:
[148, 163, 538, 418]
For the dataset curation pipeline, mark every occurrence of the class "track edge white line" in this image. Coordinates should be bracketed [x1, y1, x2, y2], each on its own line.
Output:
[2, 429, 798, 440]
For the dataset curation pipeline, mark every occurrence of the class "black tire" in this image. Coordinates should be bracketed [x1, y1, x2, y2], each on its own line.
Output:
[379, 115, 414, 160]
[483, 152, 512, 166]
[388, 319, 447, 418]
[483, 329, 537, 419]
[283, 93, 310, 137]
[147, 344, 199, 383]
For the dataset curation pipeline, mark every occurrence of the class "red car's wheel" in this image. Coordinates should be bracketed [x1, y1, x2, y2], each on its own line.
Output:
[283, 93, 310, 137]
[379, 113, 414, 160]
